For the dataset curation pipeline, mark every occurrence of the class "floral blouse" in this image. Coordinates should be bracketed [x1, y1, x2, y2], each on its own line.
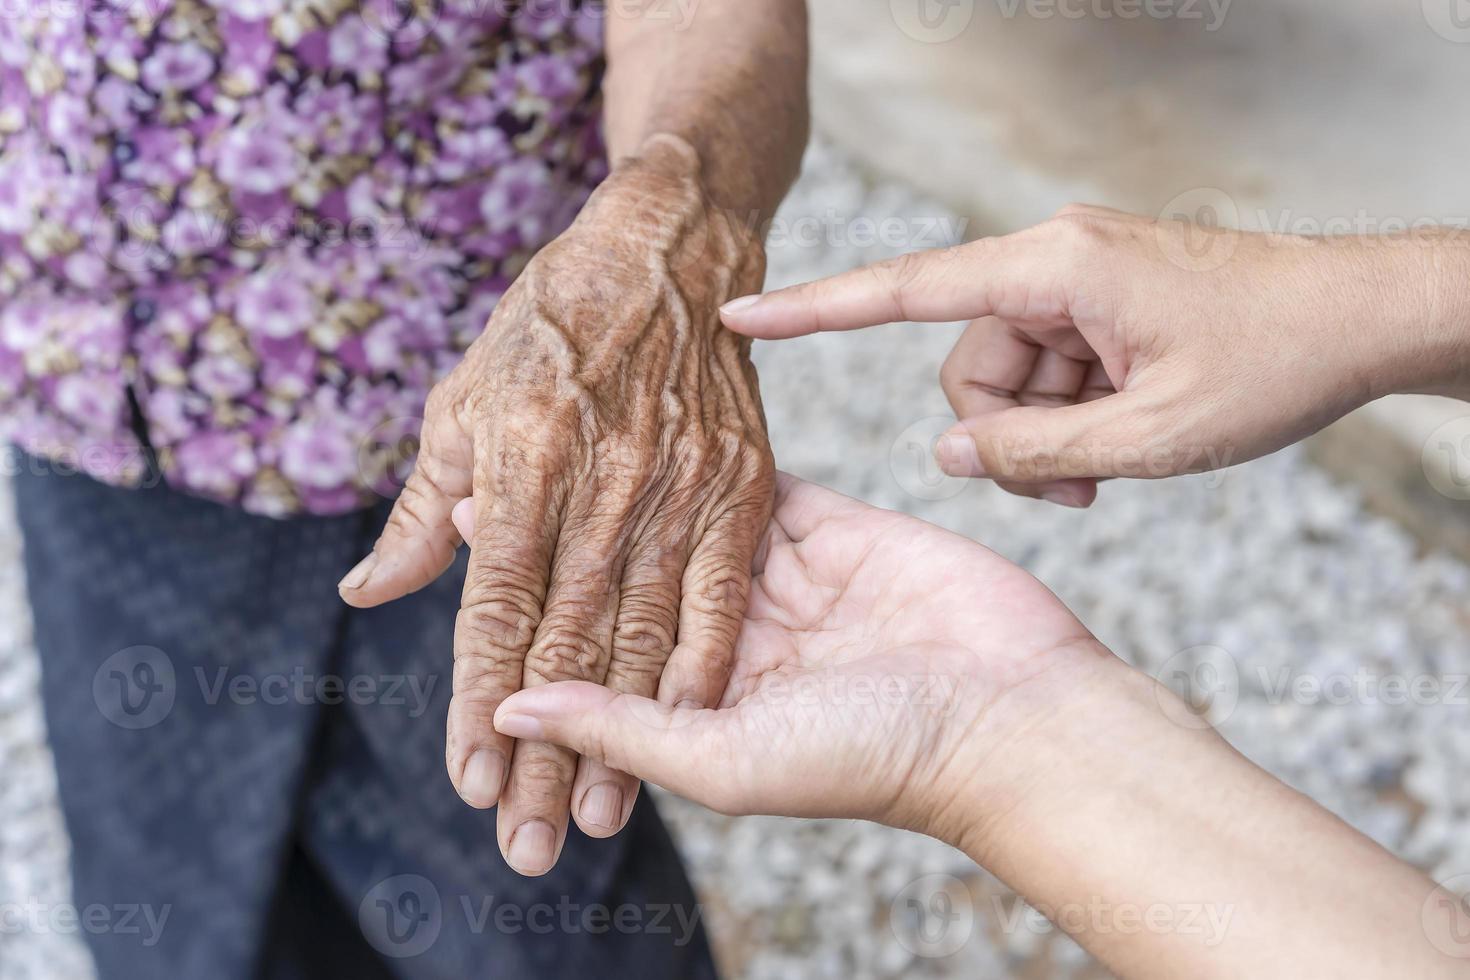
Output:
[0, 0, 606, 516]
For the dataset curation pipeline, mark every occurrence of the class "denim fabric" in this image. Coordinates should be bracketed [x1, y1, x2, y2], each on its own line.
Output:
[12, 461, 714, 980]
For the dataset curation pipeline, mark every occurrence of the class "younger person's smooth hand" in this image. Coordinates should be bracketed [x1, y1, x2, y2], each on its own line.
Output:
[720, 205, 1470, 507]
[470, 477, 1463, 980]
[466, 473, 1105, 845]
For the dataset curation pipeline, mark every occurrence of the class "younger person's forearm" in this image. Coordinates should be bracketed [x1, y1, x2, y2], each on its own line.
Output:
[1386, 233, 1470, 399]
[603, 0, 809, 220]
[951, 654, 1461, 979]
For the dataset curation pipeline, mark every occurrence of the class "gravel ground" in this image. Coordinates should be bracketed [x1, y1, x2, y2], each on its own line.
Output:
[3, 141, 1469, 978]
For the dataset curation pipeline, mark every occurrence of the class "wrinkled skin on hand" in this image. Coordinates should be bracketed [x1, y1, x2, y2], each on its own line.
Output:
[341, 137, 775, 875]
[486, 475, 1110, 857]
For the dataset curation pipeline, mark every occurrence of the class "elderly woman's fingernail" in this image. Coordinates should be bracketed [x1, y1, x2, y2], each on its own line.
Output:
[338, 553, 377, 592]
[580, 783, 624, 831]
[720, 295, 761, 316]
[459, 749, 505, 808]
[507, 819, 557, 876]
[937, 434, 984, 477]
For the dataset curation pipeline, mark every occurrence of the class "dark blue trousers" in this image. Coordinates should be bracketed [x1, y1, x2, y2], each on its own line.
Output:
[13, 461, 715, 979]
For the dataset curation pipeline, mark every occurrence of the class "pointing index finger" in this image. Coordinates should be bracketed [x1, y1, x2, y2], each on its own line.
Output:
[718, 237, 1039, 338]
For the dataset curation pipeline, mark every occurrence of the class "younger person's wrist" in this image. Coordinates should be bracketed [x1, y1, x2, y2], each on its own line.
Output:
[1359, 236, 1470, 401]
[918, 641, 1146, 858]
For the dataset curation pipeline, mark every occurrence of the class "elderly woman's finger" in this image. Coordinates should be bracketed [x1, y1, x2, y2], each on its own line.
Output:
[496, 683, 746, 814]
[339, 416, 472, 607]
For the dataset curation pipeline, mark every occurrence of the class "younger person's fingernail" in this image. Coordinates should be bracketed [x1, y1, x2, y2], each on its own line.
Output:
[337, 553, 377, 592]
[1041, 489, 1089, 509]
[937, 434, 984, 476]
[458, 749, 505, 808]
[580, 783, 624, 831]
[507, 820, 557, 876]
[495, 713, 545, 740]
[720, 295, 761, 315]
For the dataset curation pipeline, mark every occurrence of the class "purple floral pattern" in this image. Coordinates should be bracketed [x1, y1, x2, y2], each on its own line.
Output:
[0, 0, 606, 515]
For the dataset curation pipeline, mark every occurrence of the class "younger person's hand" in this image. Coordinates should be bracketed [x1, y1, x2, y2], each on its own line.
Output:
[720, 205, 1470, 507]
[479, 476, 1458, 980]
[475, 473, 1102, 844]
[479, 476, 1464, 979]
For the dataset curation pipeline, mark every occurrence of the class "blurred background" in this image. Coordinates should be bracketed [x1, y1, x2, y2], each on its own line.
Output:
[5, 1, 1470, 976]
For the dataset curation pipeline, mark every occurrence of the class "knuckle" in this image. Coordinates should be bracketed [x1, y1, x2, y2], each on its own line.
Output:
[527, 627, 605, 683]
[604, 655, 664, 693]
[875, 252, 924, 319]
[386, 482, 439, 537]
[413, 449, 462, 499]
[683, 640, 736, 695]
[457, 593, 540, 653]
[690, 560, 751, 617]
[1050, 201, 1093, 221]
[513, 752, 576, 791]
[612, 617, 675, 665]
[423, 382, 455, 419]
[1047, 212, 1109, 263]
[451, 654, 521, 699]
[887, 250, 923, 288]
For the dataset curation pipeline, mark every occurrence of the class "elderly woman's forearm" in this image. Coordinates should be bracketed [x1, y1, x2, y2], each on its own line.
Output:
[603, 0, 810, 220]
